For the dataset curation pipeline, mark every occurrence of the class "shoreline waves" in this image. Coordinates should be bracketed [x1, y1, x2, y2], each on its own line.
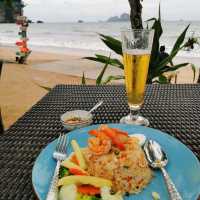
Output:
[0, 21, 200, 58]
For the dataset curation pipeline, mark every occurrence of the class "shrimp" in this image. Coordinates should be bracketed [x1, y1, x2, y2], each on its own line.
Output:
[88, 137, 111, 156]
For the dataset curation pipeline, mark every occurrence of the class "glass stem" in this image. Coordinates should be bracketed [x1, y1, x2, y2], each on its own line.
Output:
[129, 107, 140, 120]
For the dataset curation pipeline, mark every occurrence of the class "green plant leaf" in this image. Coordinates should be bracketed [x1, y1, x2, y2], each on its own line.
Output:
[191, 64, 196, 82]
[155, 48, 183, 73]
[171, 25, 190, 54]
[39, 85, 52, 91]
[99, 34, 122, 55]
[146, 18, 157, 22]
[33, 81, 52, 91]
[82, 72, 86, 85]
[84, 55, 124, 69]
[161, 63, 188, 74]
[4, 0, 13, 7]
[96, 54, 124, 69]
[149, 4, 163, 71]
[158, 75, 169, 84]
[102, 75, 125, 85]
[156, 25, 190, 72]
[96, 55, 110, 85]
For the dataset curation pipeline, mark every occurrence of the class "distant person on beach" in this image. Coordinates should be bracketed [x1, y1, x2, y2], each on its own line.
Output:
[158, 45, 176, 82]
[158, 45, 169, 62]
[158, 45, 173, 66]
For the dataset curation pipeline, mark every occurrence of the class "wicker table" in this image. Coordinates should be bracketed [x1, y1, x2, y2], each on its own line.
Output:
[0, 84, 200, 200]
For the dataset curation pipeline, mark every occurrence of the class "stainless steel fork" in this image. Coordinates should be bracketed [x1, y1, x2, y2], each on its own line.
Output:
[46, 134, 67, 200]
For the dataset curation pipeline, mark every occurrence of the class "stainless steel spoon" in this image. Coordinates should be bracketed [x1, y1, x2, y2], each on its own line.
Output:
[144, 140, 183, 200]
[88, 100, 103, 113]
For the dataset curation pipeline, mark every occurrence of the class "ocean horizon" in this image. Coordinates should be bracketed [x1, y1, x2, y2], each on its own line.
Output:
[0, 21, 199, 58]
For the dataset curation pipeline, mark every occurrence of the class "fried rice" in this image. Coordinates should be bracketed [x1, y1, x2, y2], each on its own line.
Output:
[83, 136, 153, 194]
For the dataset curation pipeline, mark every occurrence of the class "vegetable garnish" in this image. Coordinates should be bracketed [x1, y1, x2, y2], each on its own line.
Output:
[59, 184, 77, 200]
[152, 191, 160, 200]
[71, 154, 79, 165]
[58, 175, 112, 188]
[77, 185, 100, 195]
[59, 166, 69, 178]
[71, 140, 87, 170]
[77, 193, 101, 200]
[61, 160, 88, 175]
[69, 168, 88, 176]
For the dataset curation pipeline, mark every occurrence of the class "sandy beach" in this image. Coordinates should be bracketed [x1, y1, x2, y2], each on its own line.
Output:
[0, 46, 98, 129]
[0, 46, 200, 129]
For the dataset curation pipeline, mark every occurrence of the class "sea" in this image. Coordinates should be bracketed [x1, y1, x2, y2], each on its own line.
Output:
[0, 21, 200, 58]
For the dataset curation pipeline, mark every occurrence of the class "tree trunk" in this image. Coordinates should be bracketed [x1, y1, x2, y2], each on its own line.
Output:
[5, 7, 14, 23]
[4, 0, 14, 23]
[128, 0, 143, 29]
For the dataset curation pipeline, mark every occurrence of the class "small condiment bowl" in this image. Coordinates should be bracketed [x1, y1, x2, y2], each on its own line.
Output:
[60, 110, 93, 130]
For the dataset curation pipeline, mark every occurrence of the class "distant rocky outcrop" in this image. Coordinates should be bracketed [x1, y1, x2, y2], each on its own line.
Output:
[78, 20, 84, 23]
[37, 20, 44, 24]
[107, 13, 129, 22]
[107, 16, 119, 22]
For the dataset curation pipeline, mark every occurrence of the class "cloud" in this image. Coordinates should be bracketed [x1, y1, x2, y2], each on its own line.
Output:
[23, 0, 200, 22]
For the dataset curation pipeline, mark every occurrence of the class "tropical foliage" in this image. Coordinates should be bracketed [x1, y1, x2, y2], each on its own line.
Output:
[83, 8, 198, 85]
[2, 0, 25, 23]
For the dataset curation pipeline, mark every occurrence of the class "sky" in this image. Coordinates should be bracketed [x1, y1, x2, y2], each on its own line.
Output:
[24, 0, 200, 22]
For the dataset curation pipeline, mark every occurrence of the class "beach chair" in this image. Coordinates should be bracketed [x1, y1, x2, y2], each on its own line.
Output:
[0, 60, 4, 134]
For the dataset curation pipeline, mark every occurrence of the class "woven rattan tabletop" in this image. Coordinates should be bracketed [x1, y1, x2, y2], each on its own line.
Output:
[0, 84, 200, 200]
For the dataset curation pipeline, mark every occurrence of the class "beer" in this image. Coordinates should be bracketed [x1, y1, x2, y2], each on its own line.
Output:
[120, 29, 153, 125]
[123, 49, 150, 108]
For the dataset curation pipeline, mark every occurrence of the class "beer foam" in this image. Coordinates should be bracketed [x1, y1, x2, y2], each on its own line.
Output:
[123, 49, 151, 55]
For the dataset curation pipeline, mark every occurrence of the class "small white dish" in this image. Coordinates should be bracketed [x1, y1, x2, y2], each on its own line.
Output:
[60, 110, 93, 130]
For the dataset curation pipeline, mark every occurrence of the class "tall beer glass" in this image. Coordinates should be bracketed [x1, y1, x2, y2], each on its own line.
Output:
[120, 29, 154, 126]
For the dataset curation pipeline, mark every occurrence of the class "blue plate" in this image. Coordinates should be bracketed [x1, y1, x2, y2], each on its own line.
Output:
[32, 124, 200, 200]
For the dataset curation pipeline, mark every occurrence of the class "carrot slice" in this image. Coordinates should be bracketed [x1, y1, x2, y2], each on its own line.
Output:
[70, 154, 79, 165]
[69, 168, 87, 175]
[77, 185, 100, 195]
